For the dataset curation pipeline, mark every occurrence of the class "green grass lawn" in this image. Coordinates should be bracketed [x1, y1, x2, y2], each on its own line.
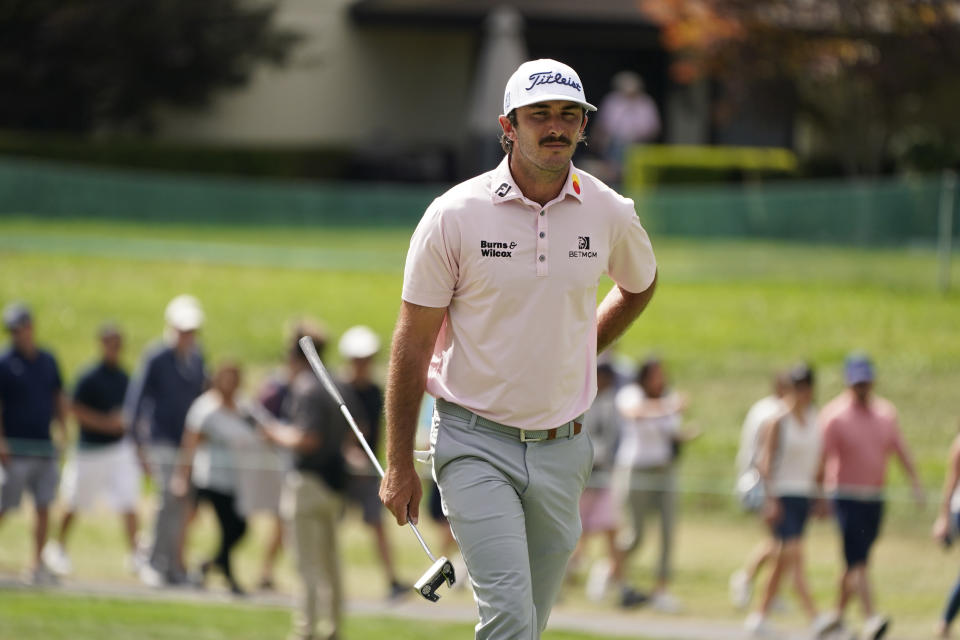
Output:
[1, 217, 957, 488]
[0, 590, 643, 640]
[2, 217, 960, 638]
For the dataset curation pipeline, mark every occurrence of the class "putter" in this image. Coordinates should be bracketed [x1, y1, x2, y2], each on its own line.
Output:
[298, 336, 456, 602]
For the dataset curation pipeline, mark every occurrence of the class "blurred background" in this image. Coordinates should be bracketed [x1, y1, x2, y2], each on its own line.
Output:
[1, 1, 959, 639]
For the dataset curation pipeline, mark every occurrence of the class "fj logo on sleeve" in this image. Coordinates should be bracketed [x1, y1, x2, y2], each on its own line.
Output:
[569, 236, 598, 258]
[495, 183, 512, 197]
[481, 240, 517, 257]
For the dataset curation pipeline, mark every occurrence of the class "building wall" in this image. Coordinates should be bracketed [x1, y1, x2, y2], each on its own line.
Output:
[157, 0, 477, 148]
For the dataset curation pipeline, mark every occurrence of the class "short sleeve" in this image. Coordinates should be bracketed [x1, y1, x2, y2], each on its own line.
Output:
[185, 394, 215, 434]
[607, 207, 657, 294]
[290, 385, 330, 434]
[820, 415, 838, 459]
[72, 372, 96, 406]
[615, 384, 644, 416]
[49, 353, 63, 392]
[401, 203, 459, 308]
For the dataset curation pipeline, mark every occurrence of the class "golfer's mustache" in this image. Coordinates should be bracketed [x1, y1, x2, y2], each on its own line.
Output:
[539, 136, 572, 146]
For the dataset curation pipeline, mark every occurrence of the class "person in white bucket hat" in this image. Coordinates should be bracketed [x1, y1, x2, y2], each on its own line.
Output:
[381, 57, 658, 638]
[338, 326, 412, 600]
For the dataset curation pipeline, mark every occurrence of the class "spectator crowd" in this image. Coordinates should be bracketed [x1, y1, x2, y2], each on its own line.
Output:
[1, 296, 958, 640]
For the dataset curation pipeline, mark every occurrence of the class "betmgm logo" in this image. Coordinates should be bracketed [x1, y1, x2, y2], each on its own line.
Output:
[481, 240, 517, 257]
[569, 236, 598, 258]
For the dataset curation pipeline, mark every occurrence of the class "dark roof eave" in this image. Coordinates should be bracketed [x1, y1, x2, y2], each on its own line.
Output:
[349, 0, 660, 31]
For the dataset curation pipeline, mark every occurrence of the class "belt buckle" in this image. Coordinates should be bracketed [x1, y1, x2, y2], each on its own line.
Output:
[520, 429, 546, 442]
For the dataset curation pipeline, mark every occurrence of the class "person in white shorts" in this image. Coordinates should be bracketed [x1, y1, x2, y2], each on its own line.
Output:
[44, 323, 142, 576]
[380, 59, 658, 639]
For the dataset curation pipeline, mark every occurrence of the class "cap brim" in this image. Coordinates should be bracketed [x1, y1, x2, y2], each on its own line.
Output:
[509, 94, 597, 113]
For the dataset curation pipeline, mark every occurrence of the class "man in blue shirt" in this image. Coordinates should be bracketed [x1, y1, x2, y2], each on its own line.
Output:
[0, 302, 67, 584]
[125, 295, 206, 586]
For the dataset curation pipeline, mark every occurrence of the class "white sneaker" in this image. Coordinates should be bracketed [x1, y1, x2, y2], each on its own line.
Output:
[811, 612, 842, 638]
[745, 612, 774, 638]
[41, 541, 72, 577]
[25, 564, 59, 587]
[126, 551, 147, 575]
[862, 614, 890, 640]
[650, 590, 682, 613]
[729, 569, 752, 609]
[138, 563, 165, 588]
[586, 558, 612, 602]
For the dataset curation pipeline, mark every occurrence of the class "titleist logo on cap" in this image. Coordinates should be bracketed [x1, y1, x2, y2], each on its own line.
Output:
[525, 71, 582, 93]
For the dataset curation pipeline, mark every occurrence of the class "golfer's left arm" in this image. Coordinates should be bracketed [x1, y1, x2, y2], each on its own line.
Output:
[597, 272, 657, 354]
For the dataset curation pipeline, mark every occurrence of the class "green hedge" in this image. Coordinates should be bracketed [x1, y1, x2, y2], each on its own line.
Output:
[0, 131, 353, 180]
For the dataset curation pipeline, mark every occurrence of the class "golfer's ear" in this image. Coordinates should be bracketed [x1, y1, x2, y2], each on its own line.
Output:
[498, 114, 515, 140]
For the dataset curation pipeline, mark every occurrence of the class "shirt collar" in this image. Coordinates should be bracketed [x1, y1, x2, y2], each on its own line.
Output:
[489, 156, 585, 206]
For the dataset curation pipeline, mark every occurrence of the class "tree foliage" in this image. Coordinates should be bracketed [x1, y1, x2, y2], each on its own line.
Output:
[641, 0, 960, 174]
[0, 0, 300, 133]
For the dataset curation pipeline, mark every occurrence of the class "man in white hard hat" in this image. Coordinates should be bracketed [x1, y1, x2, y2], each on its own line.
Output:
[338, 326, 410, 600]
[380, 59, 658, 638]
[125, 294, 207, 586]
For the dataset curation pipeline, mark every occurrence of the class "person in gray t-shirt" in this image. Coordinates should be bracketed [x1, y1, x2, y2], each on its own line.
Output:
[172, 360, 257, 595]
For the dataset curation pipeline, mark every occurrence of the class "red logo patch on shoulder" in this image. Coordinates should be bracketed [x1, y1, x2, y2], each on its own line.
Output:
[572, 174, 581, 195]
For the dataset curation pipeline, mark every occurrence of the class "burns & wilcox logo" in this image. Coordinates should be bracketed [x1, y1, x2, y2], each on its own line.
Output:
[481, 240, 517, 257]
[569, 236, 597, 258]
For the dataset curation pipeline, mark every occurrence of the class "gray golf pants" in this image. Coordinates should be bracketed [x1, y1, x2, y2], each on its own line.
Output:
[431, 405, 593, 640]
[147, 444, 189, 579]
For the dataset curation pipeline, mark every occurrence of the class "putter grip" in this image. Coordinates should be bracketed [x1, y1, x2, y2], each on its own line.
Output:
[299, 336, 346, 406]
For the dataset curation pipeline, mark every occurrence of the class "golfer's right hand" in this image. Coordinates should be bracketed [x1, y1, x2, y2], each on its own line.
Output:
[380, 463, 422, 526]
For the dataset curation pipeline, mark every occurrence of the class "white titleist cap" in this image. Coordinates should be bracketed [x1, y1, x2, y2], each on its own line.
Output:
[503, 58, 597, 115]
[339, 325, 380, 359]
[164, 294, 204, 332]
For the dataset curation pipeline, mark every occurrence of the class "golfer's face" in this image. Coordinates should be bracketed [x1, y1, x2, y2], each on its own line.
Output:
[511, 101, 585, 173]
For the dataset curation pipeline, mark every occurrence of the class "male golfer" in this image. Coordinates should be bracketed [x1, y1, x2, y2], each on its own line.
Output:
[380, 59, 658, 639]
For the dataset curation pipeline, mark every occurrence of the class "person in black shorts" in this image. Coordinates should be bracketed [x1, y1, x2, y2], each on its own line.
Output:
[747, 365, 837, 638]
[818, 354, 924, 640]
[338, 326, 409, 600]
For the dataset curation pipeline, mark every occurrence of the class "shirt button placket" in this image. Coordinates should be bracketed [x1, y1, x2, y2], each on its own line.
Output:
[536, 208, 548, 276]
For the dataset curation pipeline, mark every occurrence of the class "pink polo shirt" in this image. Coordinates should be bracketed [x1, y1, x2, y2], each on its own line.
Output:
[819, 391, 908, 496]
[402, 157, 657, 430]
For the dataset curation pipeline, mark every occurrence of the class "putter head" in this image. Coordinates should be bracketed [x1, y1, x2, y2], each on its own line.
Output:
[413, 556, 456, 602]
